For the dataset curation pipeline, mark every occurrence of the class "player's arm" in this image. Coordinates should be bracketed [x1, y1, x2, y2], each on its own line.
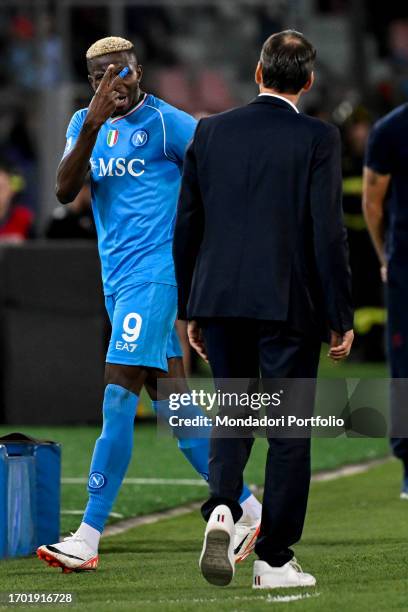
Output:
[56, 65, 124, 204]
[362, 167, 390, 277]
[363, 119, 393, 281]
[56, 122, 98, 204]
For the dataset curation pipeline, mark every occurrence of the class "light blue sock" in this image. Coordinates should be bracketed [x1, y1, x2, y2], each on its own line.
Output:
[153, 398, 252, 504]
[83, 384, 139, 532]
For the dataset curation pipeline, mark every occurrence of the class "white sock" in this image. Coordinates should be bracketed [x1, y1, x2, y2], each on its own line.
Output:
[240, 493, 262, 522]
[75, 522, 101, 553]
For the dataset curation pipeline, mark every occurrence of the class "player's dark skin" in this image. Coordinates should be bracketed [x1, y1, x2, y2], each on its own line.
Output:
[56, 50, 142, 204]
[56, 50, 189, 399]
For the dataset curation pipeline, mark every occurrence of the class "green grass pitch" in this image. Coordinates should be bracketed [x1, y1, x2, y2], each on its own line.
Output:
[1, 460, 406, 612]
[0, 356, 400, 610]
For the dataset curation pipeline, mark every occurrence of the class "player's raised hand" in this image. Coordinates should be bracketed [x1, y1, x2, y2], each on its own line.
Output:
[86, 64, 123, 127]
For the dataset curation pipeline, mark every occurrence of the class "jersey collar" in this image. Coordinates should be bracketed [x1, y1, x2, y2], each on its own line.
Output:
[258, 93, 299, 113]
[110, 93, 148, 124]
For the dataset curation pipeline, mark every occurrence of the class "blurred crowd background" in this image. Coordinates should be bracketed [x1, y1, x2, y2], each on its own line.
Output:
[0, 0, 408, 423]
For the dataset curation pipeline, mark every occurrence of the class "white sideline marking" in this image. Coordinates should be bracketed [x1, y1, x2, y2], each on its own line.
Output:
[63, 458, 389, 487]
[62, 477, 207, 486]
[103, 501, 202, 537]
[137, 592, 320, 605]
[101, 457, 389, 538]
[311, 457, 389, 482]
[267, 593, 320, 603]
[61, 510, 123, 518]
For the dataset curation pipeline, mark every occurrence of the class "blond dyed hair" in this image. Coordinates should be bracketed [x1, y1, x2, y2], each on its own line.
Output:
[86, 36, 134, 60]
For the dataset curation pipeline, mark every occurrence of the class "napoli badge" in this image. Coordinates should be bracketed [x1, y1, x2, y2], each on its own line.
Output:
[132, 129, 149, 147]
[88, 472, 106, 489]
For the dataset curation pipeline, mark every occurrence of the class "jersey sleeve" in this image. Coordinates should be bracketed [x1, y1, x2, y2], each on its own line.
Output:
[365, 120, 393, 175]
[163, 108, 197, 166]
[62, 109, 87, 159]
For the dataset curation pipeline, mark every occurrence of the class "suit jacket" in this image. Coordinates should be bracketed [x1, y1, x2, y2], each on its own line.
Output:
[173, 95, 353, 339]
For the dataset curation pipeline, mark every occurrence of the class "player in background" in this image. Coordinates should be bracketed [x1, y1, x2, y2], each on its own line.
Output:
[37, 37, 261, 573]
[363, 103, 408, 498]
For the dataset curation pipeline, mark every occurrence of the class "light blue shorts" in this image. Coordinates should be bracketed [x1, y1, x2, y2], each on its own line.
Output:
[105, 282, 182, 371]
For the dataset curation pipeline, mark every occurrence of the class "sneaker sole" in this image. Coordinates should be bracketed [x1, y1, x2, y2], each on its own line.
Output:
[200, 530, 234, 586]
[36, 548, 98, 573]
[253, 580, 317, 589]
[235, 524, 261, 563]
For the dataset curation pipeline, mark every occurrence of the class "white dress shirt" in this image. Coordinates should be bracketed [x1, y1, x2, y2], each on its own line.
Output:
[258, 93, 299, 114]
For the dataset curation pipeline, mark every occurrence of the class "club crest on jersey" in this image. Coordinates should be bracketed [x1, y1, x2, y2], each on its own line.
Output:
[131, 129, 148, 148]
[88, 472, 106, 489]
[107, 129, 119, 147]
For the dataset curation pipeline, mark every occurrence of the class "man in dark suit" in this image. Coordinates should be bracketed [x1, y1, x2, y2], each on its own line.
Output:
[173, 30, 354, 590]
[363, 104, 408, 497]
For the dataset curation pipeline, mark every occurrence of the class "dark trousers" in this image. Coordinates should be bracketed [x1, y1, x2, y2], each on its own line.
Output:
[200, 318, 321, 567]
[387, 275, 408, 460]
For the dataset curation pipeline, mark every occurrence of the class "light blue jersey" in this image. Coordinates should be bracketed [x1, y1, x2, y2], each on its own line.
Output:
[63, 93, 254, 537]
[64, 94, 197, 295]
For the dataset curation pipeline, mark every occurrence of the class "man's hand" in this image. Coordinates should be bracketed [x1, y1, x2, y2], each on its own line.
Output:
[328, 329, 354, 361]
[56, 65, 128, 204]
[380, 265, 387, 283]
[187, 320, 208, 363]
[85, 65, 124, 128]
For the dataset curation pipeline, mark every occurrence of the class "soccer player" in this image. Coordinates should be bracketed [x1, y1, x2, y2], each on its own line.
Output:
[37, 37, 261, 573]
[363, 104, 408, 498]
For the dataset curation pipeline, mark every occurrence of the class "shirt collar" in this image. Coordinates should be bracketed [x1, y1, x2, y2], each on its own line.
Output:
[258, 93, 299, 114]
[110, 93, 148, 124]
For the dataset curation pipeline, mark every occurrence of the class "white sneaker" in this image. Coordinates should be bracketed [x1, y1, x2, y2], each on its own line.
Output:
[37, 534, 98, 573]
[234, 517, 261, 563]
[199, 505, 235, 586]
[253, 558, 316, 589]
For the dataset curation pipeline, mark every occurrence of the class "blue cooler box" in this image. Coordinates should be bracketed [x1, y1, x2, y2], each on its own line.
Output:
[0, 433, 61, 558]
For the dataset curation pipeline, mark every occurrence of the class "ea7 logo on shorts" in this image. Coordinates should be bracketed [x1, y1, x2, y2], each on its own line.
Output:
[88, 472, 106, 489]
[115, 341, 137, 353]
[131, 129, 148, 147]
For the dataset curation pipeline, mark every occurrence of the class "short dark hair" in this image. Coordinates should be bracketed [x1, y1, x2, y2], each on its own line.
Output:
[260, 30, 316, 94]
